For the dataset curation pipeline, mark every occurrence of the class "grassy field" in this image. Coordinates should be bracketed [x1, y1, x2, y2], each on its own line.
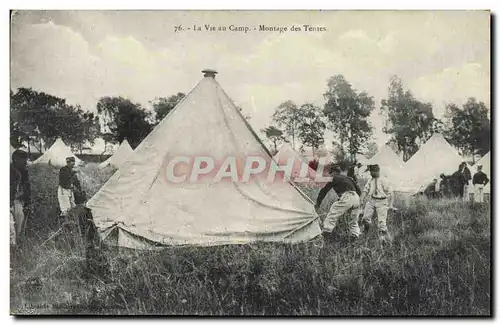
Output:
[10, 165, 491, 316]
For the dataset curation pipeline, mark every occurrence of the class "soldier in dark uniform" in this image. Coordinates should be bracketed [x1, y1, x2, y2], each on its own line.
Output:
[315, 162, 362, 240]
[10, 149, 31, 247]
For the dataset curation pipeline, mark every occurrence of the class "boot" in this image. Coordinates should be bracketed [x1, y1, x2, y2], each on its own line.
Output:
[361, 220, 371, 234]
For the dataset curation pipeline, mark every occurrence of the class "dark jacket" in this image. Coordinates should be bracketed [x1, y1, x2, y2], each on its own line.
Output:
[347, 166, 357, 182]
[462, 166, 472, 182]
[10, 164, 31, 207]
[316, 174, 361, 207]
[473, 171, 489, 185]
[59, 166, 81, 190]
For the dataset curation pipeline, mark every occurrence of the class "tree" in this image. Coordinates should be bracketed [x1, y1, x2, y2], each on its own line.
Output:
[151, 92, 186, 123]
[296, 103, 325, 155]
[323, 75, 375, 162]
[10, 88, 100, 153]
[96, 96, 153, 148]
[380, 76, 436, 161]
[365, 141, 378, 159]
[272, 100, 301, 150]
[444, 97, 490, 161]
[11, 87, 65, 152]
[261, 125, 285, 155]
[331, 142, 348, 165]
[73, 111, 100, 154]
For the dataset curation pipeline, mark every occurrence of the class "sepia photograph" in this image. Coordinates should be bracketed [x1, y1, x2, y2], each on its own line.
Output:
[9, 10, 491, 316]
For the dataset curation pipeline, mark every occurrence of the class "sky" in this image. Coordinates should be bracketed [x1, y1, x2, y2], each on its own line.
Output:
[10, 10, 490, 153]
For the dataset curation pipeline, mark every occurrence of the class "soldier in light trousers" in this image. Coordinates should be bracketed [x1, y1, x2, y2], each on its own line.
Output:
[360, 164, 394, 242]
[58, 157, 79, 217]
[472, 165, 489, 203]
[315, 162, 363, 240]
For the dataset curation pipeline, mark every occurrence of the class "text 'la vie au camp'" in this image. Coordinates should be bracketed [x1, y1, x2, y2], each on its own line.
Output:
[174, 24, 327, 33]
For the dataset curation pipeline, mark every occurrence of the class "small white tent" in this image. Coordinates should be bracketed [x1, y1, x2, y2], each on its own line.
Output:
[33, 138, 82, 167]
[400, 133, 464, 193]
[273, 143, 317, 181]
[363, 143, 404, 172]
[87, 70, 321, 249]
[99, 139, 134, 169]
[473, 151, 491, 194]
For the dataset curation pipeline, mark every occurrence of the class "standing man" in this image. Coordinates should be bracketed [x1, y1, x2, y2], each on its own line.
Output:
[10, 149, 31, 247]
[315, 162, 362, 240]
[58, 157, 79, 217]
[460, 162, 472, 201]
[360, 164, 394, 242]
[472, 165, 489, 203]
[451, 165, 467, 198]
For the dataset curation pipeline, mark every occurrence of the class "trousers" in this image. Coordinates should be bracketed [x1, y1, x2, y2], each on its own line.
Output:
[10, 200, 26, 245]
[362, 198, 389, 232]
[323, 191, 361, 237]
[474, 184, 485, 203]
[463, 184, 471, 201]
[58, 186, 75, 216]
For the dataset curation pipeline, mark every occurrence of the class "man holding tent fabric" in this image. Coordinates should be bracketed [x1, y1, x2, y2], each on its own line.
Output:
[315, 162, 362, 240]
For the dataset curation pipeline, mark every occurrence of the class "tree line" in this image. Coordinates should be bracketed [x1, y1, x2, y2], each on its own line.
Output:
[10, 89, 186, 154]
[262, 75, 490, 163]
[10, 74, 490, 163]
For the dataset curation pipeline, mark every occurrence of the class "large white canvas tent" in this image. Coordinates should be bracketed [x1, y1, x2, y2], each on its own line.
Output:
[33, 138, 82, 167]
[99, 139, 134, 169]
[473, 151, 490, 194]
[87, 70, 321, 249]
[400, 133, 464, 193]
[273, 143, 317, 181]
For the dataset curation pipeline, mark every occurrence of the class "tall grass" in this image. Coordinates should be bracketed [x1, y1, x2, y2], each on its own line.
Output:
[10, 166, 491, 315]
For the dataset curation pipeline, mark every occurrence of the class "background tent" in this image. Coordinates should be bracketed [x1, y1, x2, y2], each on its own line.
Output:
[99, 139, 134, 169]
[273, 143, 317, 181]
[473, 151, 490, 194]
[87, 70, 321, 249]
[400, 133, 464, 193]
[33, 138, 82, 167]
[360, 144, 405, 190]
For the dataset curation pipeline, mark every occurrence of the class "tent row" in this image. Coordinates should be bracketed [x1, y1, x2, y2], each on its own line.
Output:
[367, 134, 490, 194]
[273, 133, 490, 194]
[12, 138, 134, 168]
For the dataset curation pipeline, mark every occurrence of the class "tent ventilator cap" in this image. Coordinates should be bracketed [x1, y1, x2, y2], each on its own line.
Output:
[202, 69, 218, 78]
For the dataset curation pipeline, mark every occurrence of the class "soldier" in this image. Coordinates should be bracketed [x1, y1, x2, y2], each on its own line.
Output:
[58, 157, 80, 217]
[460, 162, 472, 201]
[472, 165, 489, 203]
[360, 164, 394, 242]
[315, 162, 362, 241]
[424, 179, 439, 199]
[10, 149, 31, 247]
